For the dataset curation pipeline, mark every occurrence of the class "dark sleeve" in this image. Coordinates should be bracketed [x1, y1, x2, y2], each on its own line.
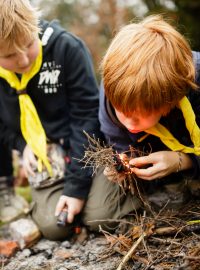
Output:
[185, 154, 200, 179]
[193, 51, 200, 85]
[185, 51, 200, 179]
[0, 139, 13, 176]
[62, 37, 102, 199]
[0, 117, 26, 153]
[0, 117, 26, 177]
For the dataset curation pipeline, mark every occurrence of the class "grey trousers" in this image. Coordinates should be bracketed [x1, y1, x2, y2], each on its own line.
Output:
[30, 168, 141, 240]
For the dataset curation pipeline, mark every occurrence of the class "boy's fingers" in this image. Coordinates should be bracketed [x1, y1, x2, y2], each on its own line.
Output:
[31, 156, 38, 168]
[23, 160, 35, 177]
[132, 164, 159, 179]
[55, 198, 66, 216]
[67, 204, 77, 223]
[132, 167, 151, 175]
[67, 211, 74, 223]
[129, 156, 152, 167]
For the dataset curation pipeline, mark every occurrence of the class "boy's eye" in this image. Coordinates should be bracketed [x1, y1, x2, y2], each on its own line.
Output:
[27, 40, 34, 48]
[6, 53, 16, 59]
[2, 40, 35, 59]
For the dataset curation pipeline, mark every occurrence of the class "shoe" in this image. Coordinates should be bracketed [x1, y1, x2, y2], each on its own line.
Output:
[187, 179, 200, 197]
[0, 176, 30, 223]
[147, 182, 190, 211]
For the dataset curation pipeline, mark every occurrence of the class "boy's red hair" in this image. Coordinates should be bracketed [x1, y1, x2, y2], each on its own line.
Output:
[102, 15, 197, 116]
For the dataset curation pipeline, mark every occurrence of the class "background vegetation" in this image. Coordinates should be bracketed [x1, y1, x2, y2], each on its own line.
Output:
[32, 0, 200, 80]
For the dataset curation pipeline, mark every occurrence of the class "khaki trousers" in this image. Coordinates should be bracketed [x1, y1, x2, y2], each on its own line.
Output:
[30, 168, 141, 240]
[82, 168, 141, 231]
[31, 181, 72, 241]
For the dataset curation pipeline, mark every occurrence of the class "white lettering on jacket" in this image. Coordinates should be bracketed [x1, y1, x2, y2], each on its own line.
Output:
[39, 70, 60, 85]
[38, 61, 62, 94]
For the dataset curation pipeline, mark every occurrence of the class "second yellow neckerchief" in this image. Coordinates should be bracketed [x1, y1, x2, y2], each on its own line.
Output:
[145, 96, 200, 155]
[0, 41, 52, 175]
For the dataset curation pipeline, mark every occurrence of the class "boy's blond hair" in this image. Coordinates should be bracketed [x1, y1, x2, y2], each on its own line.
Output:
[102, 15, 197, 116]
[0, 0, 40, 52]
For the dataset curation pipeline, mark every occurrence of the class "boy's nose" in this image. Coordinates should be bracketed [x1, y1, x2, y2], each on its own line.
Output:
[124, 118, 140, 130]
[18, 53, 30, 67]
[128, 118, 139, 126]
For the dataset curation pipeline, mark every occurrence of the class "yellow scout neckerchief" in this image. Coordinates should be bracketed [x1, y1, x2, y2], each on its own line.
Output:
[0, 41, 52, 175]
[144, 96, 200, 155]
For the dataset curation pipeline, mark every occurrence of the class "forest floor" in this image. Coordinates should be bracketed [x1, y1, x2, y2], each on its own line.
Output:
[1, 198, 200, 270]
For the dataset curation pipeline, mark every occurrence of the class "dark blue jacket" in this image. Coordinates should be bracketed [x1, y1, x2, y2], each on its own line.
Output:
[0, 20, 101, 198]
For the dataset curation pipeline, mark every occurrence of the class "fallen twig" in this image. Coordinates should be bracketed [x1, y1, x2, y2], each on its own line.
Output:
[116, 232, 146, 270]
[149, 236, 182, 246]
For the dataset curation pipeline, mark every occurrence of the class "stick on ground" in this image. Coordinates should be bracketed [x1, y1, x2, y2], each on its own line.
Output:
[117, 232, 146, 270]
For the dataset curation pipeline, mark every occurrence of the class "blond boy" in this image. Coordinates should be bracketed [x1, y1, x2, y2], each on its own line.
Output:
[0, 0, 101, 240]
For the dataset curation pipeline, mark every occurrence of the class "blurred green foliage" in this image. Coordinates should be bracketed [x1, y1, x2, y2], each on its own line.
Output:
[15, 186, 32, 203]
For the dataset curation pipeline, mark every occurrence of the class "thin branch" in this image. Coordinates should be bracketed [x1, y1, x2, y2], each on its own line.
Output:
[117, 232, 146, 270]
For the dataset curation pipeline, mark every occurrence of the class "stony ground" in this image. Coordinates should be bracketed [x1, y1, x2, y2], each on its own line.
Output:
[0, 225, 122, 270]
[1, 200, 200, 270]
[1, 214, 200, 270]
[4, 153, 199, 269]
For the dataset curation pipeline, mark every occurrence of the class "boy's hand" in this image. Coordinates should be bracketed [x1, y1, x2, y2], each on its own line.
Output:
[129, 151, 192, 180]
[103, 166, 126, 183]
[55, 195, 85, 223]
[22, 145, 38, 177]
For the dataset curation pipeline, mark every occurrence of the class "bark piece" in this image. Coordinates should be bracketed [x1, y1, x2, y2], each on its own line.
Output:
[0, 240, 19, 257]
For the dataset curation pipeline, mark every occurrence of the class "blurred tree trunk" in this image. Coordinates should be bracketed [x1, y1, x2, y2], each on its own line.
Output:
[143, 0, 200, 50]
[173, 0, 200, 50]
[143, 0, 161, 10]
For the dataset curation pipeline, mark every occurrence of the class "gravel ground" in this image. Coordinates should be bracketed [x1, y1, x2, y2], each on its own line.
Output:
[0, 224, 124, 270]
[2, 200, 200, 270]
[2, 220, 200, 270]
